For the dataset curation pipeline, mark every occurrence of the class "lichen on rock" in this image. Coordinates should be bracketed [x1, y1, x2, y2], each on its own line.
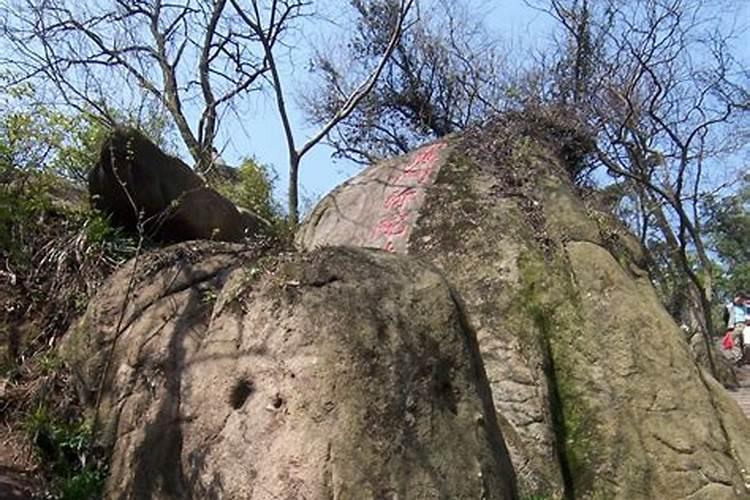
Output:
[299, 112, 750, 499]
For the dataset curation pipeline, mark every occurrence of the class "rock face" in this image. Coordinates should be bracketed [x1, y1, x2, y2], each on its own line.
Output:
[64, 242, 518, 499]
[0, 467, 38, 500]
[298, 115, 750, 499]
[89, 128, 263, 243]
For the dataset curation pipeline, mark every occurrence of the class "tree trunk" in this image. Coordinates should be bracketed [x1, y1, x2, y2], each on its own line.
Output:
[288, 154, 300, 225]
[646, 194, 718, 378]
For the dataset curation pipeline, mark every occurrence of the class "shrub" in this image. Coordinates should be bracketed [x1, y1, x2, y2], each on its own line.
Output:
[216, 157, 282, 224]
[1, 163, 137, 370]
[25, 405, 106, 500]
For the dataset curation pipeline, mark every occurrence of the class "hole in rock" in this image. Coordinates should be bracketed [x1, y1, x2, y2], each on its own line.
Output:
[433, 359, 457, 414]
[229, 378, 255, 409]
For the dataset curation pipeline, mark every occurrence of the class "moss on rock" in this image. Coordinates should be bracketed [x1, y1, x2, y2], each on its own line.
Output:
[299, 111, 750, 499]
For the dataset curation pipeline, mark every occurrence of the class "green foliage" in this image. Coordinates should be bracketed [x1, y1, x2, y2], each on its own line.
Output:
[1, 78, 174, 182]
[0, 166, 55, 259]
[0, 82, 113, 268]
[705, 180, 750, 302]
[0, 69, 166, 500]
[57, 467, 107, 500]
[0, 81, 138, 273]
[77, 209, 139, 263]
[0, 87, 138, 372]
[0, 163, 135, 276]
[0, 97, 107, 184]
[25, 405, 106, 500]
[217, 157, 280, 221]
[217, 157, 282, 224]
[48, 115, 109, 183]
[201, 287, 218, 305]
[36, 351, 64, 376]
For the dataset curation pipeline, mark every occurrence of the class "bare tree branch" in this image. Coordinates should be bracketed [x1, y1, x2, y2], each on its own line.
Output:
[231, 0, 414, 223]
[0, 0, 279, 175]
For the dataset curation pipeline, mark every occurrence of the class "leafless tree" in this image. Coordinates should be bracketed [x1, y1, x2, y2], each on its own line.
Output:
[0, 0, 298, 177]
[2, 0, 414, 222]
[230, 0, 415, 223]
[303, 0, 510, 164]
[529, 0, 750, 373]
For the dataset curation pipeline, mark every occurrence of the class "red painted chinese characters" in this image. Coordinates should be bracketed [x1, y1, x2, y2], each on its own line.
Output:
[371, 142, 447, 252]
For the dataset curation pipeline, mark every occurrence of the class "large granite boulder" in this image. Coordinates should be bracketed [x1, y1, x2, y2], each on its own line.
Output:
[298, 114, 750, 499]
[63, 242, 518, 499]
[89, 128, 264, 243]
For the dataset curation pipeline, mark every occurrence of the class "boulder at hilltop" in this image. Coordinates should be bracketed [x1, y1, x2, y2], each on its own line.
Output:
[63, 242, 518, 499]
[298, 113, 750, 499]
[89, 128, 264, 243]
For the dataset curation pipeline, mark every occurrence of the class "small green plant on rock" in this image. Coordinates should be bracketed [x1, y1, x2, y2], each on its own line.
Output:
[25, 405, 106, 500]
[201, 287, 218, 306]
[35, 351, 63, 377]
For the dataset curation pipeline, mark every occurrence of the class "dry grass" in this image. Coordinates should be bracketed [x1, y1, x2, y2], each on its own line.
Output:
[1, 171, 137, 496]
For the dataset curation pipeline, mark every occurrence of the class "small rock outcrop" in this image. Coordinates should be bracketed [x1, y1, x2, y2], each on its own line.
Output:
[89, 128, 263, 243]
[298, 114, 750, 499]
[64, 243, 518, 499]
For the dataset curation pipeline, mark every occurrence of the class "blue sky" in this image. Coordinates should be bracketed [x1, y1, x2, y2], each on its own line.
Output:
[212, 1, 556, 210]
[205, 0, 750, 212]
